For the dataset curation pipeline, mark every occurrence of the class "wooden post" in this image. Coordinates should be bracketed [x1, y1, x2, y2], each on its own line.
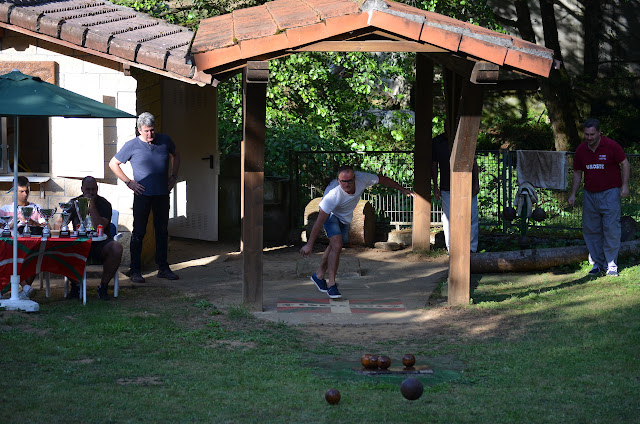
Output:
[241, 61, 268, 311]
[448, 80, 484, 306]
[412, 54, 433, 250]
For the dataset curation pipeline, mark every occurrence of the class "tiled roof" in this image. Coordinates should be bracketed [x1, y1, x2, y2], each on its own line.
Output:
[192, 0, 555, 79]
[0, 0, 211, 85]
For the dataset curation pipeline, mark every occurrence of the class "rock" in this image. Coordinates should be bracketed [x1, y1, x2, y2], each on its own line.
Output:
[374, 242, 404, 251]
[387, 229, 412, 245]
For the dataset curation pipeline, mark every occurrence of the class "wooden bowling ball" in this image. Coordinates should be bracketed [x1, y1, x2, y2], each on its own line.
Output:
[503, 206, 517, 221]
[400, 377, 424, 401]
[361, 354, 372, 368]
[367, 354, 379, 369]
[377, 355, 391, 369]
[325, 388, 341, 405]
[532, 207, 547, 222]
[402, 354, 416, 367]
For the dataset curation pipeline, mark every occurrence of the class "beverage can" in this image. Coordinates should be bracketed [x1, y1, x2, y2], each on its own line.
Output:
[97, 225, 104, 237]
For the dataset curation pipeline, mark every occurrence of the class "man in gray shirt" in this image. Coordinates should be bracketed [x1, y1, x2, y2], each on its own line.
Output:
[109, 112, 181, 283]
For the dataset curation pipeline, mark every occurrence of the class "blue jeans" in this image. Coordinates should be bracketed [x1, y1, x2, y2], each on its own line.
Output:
[130, 194, 170, 273]
[323, 213, 349, 244]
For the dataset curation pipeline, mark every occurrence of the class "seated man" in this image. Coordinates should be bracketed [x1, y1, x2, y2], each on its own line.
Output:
[67, 176, 123, 300]
[0, 176, 45, 299]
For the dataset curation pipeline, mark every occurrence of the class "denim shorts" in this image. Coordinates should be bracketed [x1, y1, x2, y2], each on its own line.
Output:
[323, 213, 349, 244]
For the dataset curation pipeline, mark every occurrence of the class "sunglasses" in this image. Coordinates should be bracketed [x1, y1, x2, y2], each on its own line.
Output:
[339, 178, 354, 183]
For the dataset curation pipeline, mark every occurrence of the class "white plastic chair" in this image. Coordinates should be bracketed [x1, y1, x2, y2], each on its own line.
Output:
[43, 209, 122, 304]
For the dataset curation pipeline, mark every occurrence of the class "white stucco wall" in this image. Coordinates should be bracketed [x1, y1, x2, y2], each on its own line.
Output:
[0, 31, 138, 240]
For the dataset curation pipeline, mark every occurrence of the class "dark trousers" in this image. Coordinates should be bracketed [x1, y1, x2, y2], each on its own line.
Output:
[130, 194, 170, 273]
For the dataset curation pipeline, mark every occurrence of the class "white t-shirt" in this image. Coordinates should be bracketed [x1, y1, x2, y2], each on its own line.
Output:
[319, 171, 379, 224]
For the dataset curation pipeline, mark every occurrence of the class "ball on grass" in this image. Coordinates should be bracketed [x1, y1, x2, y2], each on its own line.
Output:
[400, 377, 424, 401]
[325, 388, 341, 405]
[402, 353, 416, 367]
[377, 355, 391, 369]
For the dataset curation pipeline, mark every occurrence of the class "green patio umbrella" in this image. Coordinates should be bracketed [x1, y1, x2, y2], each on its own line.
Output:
[0, 70, 136, 311]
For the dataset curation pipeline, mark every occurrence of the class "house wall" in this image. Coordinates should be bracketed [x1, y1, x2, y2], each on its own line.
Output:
[0, 29, 138, 263]
[0, 29, 221, 268]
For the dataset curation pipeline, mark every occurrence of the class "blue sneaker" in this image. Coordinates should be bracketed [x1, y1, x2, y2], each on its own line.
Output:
[606, 269, 619, 277]
[588, 266, 602, 276]
[311, 273, 328, 292]
[327, 284, 342, 299]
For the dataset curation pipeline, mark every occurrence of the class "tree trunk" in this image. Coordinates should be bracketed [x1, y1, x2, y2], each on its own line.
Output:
[582, 0, 602, 81]
[507, 0, 581, 152]
[471, 240, 640, 273]
[538, 0, 582, 151]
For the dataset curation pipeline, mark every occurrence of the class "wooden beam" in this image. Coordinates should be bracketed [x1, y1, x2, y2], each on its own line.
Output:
[292, 40, 446, 53]
[412, 54, 433, 250]
[241, 61, 268, 311]
[448, 81, 484, 306]
[430, 53, 475, 79]
[470, 61, 500, 84]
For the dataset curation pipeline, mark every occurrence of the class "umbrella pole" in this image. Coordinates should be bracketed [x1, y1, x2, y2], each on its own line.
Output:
[10, 116, 19, 299]
[0, 117, 38, 312]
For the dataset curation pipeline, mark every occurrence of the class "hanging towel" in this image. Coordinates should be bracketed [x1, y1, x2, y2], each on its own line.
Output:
[516, 150, 568, 190]
[513, 181, 538, 218]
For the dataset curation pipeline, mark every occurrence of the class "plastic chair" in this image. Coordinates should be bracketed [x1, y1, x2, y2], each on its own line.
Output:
[44, 209, 122, 304]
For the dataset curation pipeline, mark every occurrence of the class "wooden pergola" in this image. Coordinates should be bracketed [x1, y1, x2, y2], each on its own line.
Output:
[190, 0, 556, 310]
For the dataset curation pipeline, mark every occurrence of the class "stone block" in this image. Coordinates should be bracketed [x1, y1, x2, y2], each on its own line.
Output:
[387, 229, 413, 246]
[374, 242, 405, 251]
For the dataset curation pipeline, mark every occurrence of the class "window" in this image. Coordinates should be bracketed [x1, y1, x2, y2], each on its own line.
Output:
[0, 116, 50, 174]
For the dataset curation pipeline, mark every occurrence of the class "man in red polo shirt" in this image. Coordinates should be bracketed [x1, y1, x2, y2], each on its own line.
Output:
[568, 118, 630, 276]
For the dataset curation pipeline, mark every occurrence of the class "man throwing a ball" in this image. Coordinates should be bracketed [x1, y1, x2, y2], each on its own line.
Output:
[300, 165, 415, 298]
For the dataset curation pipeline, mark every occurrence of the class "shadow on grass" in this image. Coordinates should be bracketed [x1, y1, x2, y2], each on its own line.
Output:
[470, 273, 596, 303]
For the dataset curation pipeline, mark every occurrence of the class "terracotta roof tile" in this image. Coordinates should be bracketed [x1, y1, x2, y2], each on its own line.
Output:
[39, 5, 121, 37]
[190, 13, 234, 52]
[240, 32, 289, 58]
[368, 9, 423, 40]
[191, 0, 553, 77]
[303, 0, 361, 19]
[0, 0, 555, 83]
[459, 35, 508, 66]
[505, 49, 553, 78]
[232, 5, 277, 42]
[109, 24, 187, 61]
[419, 23, 462, 51]
[285, 21, 331, 48]
[266, 0, 320, 29]
[0, 0, 205, 84]
[193, 43, 242, 71]
[322, 12, 368, 36]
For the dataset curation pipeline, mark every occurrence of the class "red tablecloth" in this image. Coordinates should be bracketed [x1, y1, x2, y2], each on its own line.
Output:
[0, 237, 92, 293]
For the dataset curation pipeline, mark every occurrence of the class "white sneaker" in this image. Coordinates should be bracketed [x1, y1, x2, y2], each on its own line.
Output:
[23, 285, 37, 299]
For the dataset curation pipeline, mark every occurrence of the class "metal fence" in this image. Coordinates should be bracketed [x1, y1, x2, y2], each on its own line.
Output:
[293, 150, 640, 231]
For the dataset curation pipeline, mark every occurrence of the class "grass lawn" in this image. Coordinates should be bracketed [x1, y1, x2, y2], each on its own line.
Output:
[1, 256, 639, 423]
